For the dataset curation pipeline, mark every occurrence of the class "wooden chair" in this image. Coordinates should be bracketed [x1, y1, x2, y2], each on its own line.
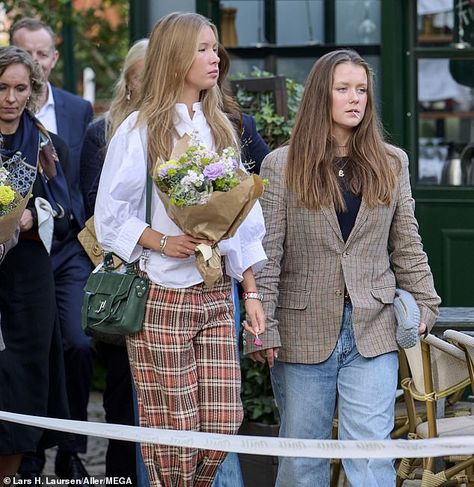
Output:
[397, 334, 474, 486]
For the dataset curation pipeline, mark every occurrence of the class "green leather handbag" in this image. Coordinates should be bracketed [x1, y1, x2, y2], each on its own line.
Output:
[81, 176, 152, 338]
[81, 254, 149, 336]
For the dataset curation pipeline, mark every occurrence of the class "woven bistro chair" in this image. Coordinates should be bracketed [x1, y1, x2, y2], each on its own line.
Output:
[393, 348, 471, 441]
[444, 329, 474, 388]
[397, 334, 474, 487]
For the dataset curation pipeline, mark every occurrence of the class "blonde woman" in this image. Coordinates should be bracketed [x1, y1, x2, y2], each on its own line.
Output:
[245, 49, 440, 486]
[94, 12, 266, 487]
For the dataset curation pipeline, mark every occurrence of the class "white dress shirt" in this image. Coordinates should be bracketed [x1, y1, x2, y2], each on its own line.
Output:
[36, 82, 58, 134]
[94, 103, 267, 288]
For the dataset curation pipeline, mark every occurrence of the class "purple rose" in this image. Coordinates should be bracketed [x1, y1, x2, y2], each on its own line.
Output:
[203, 162, 225, 180]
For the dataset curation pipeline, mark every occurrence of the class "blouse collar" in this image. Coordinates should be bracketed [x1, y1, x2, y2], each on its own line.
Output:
[174, 102, 205, 138]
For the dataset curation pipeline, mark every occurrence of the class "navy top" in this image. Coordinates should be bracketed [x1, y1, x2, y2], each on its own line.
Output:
[335, 159, 362, 242]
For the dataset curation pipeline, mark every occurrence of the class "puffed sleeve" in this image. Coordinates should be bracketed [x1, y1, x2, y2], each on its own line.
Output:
[219, 199, 267, 281]
[94, 113, 149, 263]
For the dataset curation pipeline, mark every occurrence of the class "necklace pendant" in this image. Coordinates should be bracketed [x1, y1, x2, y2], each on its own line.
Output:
[338, 169, 344, 177]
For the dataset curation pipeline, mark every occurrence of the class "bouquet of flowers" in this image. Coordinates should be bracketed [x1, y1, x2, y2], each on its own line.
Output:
[0, 166, 32, 243]
[153, 134, 265, 287]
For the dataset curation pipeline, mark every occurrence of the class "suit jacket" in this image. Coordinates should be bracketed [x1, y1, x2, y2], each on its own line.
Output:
[79, 117, 106, 220]
[52, 86, 93, 228]
[241, 114, 270, 175]
[247, 145, 440, 363]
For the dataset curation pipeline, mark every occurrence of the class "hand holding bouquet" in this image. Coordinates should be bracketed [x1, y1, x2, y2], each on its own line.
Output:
[153, 134, 265, 287]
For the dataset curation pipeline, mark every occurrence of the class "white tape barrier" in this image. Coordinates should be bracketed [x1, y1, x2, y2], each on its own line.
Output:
[1, 411, 474, 459]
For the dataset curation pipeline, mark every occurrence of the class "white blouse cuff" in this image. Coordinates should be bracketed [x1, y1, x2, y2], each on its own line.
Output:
[113, 217, 149, 262]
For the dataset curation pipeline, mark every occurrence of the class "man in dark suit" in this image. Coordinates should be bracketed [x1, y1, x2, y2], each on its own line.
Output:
[11, 18, 94, 481]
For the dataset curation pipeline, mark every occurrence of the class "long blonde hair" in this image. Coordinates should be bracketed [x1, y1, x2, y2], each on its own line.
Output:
[105, 39, 148, 142]
[286, 49, 398, 211]
[137, 12, 238, 168]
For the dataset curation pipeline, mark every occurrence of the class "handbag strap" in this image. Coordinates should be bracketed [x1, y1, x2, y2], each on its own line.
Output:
[146, 173, 152, 225]
[104, 166, 152, 273]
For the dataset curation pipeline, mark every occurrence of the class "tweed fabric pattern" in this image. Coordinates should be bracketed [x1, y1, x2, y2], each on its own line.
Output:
[245, 145, 440, 363]
[127, 277, 243, 487]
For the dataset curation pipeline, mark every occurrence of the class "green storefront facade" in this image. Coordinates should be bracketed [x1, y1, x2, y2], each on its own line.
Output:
[129, 0, 474, 306]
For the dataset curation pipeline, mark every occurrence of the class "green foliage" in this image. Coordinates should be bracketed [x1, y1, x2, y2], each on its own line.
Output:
[5, 0, 129, 100]
[240, 356, 278, 425]
[234, 67, 303, 150]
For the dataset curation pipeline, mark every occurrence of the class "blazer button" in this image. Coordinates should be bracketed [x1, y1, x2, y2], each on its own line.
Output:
[335, 289, 342, 296]
[343, 252, 349, 257]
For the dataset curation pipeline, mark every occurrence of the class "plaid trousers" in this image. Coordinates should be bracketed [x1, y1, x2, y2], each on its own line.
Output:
[126, 278, 243, 487]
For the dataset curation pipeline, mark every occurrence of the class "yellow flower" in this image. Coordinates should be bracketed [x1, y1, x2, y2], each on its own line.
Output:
[0, 185, 15, 206]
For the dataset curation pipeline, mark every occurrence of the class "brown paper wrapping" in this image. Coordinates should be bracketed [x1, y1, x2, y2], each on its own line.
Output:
[154, 136, 265, 287]
[0, 189, 31, 243]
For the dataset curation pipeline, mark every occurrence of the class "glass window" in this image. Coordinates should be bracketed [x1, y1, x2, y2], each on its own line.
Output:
[276, 1, 324, 46]
[276, 57, 316, 84]
[220, 0, 265, 47]
[228, 56, 265, 78]
[417, 58, 474, 185]
[335, 0, 381, 45]
[417, 1, 454, 46]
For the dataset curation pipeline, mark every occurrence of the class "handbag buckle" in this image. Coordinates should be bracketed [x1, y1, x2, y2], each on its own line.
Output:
[95, 300, 107, 313]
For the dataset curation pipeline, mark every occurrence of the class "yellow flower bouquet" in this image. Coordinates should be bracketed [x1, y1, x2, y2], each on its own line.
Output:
[0, 167, 31, 243]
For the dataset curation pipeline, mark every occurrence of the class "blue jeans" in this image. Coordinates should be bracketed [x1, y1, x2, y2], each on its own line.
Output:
[271, 303, 398, 487]
[212, 279, 245, 487]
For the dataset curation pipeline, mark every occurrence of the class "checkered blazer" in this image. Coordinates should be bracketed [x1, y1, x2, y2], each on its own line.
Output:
[246, 145, 441, 363]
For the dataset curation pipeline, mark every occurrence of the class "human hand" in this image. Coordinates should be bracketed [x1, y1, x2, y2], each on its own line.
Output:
[418, 322, 427, 335]
[162, 234, 211, 259]
[19, 209, 34, 232]
[248, 347, 280, 368]
[242, 298, 266, 336]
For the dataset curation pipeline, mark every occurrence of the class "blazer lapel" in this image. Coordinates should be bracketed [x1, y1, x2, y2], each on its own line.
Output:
[321, 205, 344, 243]
[345, 197, 369, 248]
[52, 88, 70, 144]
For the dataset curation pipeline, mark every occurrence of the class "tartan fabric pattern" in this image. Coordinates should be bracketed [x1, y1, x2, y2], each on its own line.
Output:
[244, 145, 440, 362]
[127, 278, 243, 487]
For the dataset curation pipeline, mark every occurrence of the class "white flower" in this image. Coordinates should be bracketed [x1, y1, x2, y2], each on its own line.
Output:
[0, 167, 9, 184]
[181, 170, 204, 188]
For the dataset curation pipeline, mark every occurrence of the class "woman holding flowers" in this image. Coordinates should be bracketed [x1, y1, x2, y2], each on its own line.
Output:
[95, 12, 266, 487]
[0, 46, 71, 482]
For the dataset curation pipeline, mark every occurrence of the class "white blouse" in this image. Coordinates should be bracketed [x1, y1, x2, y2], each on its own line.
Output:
[94, 103, 267, 288]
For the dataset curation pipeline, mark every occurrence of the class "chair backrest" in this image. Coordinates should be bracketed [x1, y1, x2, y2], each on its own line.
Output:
[445, 329, 474, 365]
[444, 329, 474, 388]
[404, 334, 468, 397]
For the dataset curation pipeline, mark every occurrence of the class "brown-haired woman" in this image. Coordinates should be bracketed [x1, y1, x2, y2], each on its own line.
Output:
[245, 49, 440, 486]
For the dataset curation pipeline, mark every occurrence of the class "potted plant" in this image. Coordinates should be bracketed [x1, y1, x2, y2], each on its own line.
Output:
[232, 67, 303, 150]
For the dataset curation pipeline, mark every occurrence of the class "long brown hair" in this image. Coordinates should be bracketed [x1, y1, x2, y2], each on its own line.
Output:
[286, 49, 398, 211]
[137, 12, 238, 168]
